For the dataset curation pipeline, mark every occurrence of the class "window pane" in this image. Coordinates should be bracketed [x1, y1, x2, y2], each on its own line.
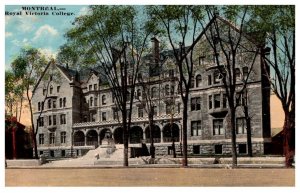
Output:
[214, 94, 221, 108]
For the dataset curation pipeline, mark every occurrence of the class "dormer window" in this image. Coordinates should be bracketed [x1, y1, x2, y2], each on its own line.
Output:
[57, 86, 60, 93]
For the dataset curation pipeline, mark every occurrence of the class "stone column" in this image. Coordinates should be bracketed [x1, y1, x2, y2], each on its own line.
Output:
[160, 130, 163, 143]
[84, 135, 87, 146]
[143, 130, 146, 141]
[179, 124, 182, 142]
[98, 133, 101, 146]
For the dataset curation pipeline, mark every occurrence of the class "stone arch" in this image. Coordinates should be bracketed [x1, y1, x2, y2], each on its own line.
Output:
[129, 126, 143, 144]
[145, 124, 161, 143]
[113, 127, 123, 144]
[100, 128, 112, 145]
[74, 130, 85, 146]
[86, 129, 98, 146]
[162, 123, 180, 142]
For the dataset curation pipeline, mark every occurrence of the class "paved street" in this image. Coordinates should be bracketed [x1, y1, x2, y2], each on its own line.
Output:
[5, 168, 294, 186]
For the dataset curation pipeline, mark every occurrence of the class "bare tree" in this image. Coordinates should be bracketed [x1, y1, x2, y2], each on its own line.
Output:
[62, 5, 155, 166]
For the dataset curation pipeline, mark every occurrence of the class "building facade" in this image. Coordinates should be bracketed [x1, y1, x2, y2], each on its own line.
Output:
[32, 17, 271, 159]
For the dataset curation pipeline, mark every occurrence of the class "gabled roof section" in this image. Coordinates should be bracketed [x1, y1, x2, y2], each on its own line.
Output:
[56, 64, 79, 81]
[32, 61, 52, 94]
[32, 62, 79, 94]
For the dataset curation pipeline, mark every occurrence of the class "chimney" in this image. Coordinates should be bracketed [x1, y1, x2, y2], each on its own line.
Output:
[151, 37, 160, 64]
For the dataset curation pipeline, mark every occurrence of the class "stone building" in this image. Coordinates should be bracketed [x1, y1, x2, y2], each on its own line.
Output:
[32, 17, 271, 158]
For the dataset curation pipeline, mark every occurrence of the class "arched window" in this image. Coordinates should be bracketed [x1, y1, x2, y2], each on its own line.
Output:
[165, 85, 170, 96]
[38, 102, 40, 111]
[59, 98, 62, 107]
[102, 95, 106, 105]
[151, 87, 158, 98]
[196, 74, 202, 87]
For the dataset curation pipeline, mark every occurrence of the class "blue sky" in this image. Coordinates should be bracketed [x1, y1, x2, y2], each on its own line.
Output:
[5, 5, 88, 70]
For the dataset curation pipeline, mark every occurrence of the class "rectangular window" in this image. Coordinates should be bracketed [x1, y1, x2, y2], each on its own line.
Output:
[243, 67, 249, 80]
[191, 121, 202, 136]
[193, 145, 200, 154]
[208, 75, 212, 85]
[236, 92, 246, 106]
[89, 85, 92, 91]
[102, 112, 107, 121]
[94, 84, 97, 90]
[238, 144, 247, 154]
[48, 99, 51, 109]
[236, 117, 247, 134]
[57, 86, 60, 93]
[53, 115, 56, 125]
[215, 145, 223, 154]
[213, 119, 224, 135]
[94, 98, 98, 106]
[214, 94, 221, 108]
[39, 134, 44, 145]
[61, 150, 66, 157]
[209, 95, 213, 109]
[138, 107, 143, 118]
[191, 97, 201, 111]
[41, 102, 44, 111]
[61, 131, 66, 144]
[63, 97, 66, 107]
[223, 94, 227, 108]
[153, 106, 158, 116]
[113, 110, 118, 120]
[214, 71, 221, 84]
[169, 69, 174, 78]
[177, 103, 181, 113]
[199, 56, 205, 65]
[38, 117, 44, 127]
[126, 109, 130, 119]
[48, 116, 52, 126]
[60, 114, 66, 124]
[53, 100, 56, 109]
[166, 104, 172, 115]
[49, 132, 55, 144]
[59, 98, 62, 107]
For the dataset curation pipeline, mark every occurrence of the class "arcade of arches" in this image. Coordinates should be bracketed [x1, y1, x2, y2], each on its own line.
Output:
[73, 123, 181, 146]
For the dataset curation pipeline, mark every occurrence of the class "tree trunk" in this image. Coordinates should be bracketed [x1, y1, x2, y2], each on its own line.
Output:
[230, 107, 238, 167]
[181, 97, 188, 167]
[18, 97, 23, 123]
[122, 110, 129, 167]
[244, 106, 253, 157]
[31, 127, 38, 159]
[149, 112, 155, 158]
[283, 110, 295, 167]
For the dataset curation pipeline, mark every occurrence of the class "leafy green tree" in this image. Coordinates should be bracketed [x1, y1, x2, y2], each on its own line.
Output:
[249, 5, 295, 167]
[11, 47, 50, 159]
